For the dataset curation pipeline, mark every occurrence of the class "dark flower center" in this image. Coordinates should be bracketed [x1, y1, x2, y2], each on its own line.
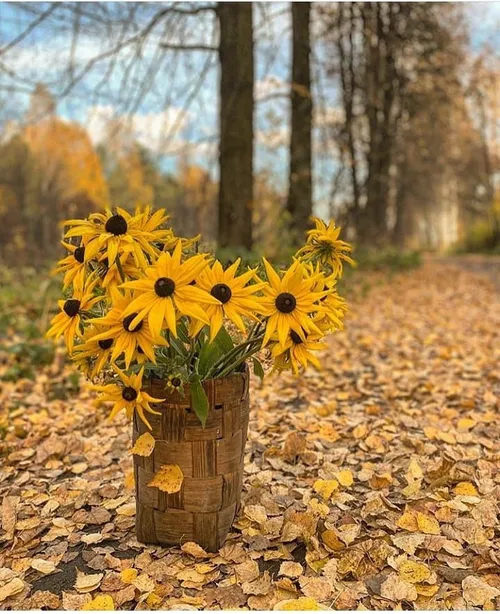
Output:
[211, 283, 232, 304]
[122, 313, 143, 332]
[275, 292, 297, 314]
[137, 346, 144, 354]
[122, 387, 137, 401]
[74, 246, 85, 263]
[98, 338, 113, 350]
[63, 299, 81, 317]
[105, 214, 128, 235]
[171, 377, 182, 387]
[154, 277, 176, 297]
[290, 330, 304, 344]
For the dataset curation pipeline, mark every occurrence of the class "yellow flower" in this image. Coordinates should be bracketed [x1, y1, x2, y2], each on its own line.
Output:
[97, 252, 141, 294]
[52, 241, 88, 290]
[259, 259, 326, 347]
[46, 274, 100, 354]
[72, 325, 114, 378]
[297, 217, 354, 277]
[190, 258, 265, 342]
[120, 241, 219, 339]
[89, 287, 167, 368]
[270, 330, 327, 375]
[63, 207, 169, 269]
[306, 263, 348, 332]
[91, 366, 164, 429]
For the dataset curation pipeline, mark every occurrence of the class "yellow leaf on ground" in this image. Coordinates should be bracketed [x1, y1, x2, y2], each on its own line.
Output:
[336, 469, 354, 487]
[416, 512, 441, 535]
[146, 593, 162, 607]
[147, 465, 184, 493]
[120, 568, 138, 584]
[81, 595, 115, 610]
[124, 470, 135, 490]
[308, 498, 329, 518]
[397, 510, 419, 531]
[416, 584, 439, 597]
[407, 458, 424, 481]
[398, 560, 431, 584]
[181, 542, 209, 559]
[274, 596, 322, 610]
[129, 432, 155, 457]
[313, 479, 339, 499]
[457, 418, 476, 431]
[321, 529, 345, 551]
[454, 482, 478, 497]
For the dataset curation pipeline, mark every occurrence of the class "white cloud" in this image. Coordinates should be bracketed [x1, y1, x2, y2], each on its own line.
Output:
[85, 105, 190, 156]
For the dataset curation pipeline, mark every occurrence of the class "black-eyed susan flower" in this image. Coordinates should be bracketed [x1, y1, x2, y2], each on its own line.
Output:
[72, 325, 114, 378]
[53, 241, 88, 289]
[165, 373, 184, 393]
[297, 217, 354, 277]
[63, 207, 170, 269]
[89, 287, 167, 368]
[91, 366, 164, 429]
[46, 274, 100, 353]
[306, 264, 348, 332]
[270, 329, 326, 375]
[259, 259, 326, 347]
[190, 258, 265, 342]
[120, 241, 219, 339]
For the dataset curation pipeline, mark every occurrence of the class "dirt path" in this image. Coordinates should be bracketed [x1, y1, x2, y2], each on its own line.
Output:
[1, 263, 499, 610]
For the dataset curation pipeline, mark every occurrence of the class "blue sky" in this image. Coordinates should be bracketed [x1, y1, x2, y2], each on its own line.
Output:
[0, 2, 498, 212]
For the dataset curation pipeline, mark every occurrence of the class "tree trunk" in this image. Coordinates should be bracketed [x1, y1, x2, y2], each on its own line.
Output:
[286, 1, 313, 246]
[218, 2, 254, 250]
[359, 3, 397, 246]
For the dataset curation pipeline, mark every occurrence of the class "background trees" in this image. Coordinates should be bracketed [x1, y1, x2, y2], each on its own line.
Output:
[0, 1, 497, 266]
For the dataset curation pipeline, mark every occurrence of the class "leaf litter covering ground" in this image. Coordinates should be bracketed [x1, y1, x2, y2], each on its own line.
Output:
[0, 262, 499, 611]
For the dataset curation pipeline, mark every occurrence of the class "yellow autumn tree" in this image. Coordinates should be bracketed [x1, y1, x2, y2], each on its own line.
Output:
[24, 117, 109, 214]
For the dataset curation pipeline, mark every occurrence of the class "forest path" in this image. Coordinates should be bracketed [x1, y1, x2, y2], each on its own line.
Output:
[1, 262, 499, 610]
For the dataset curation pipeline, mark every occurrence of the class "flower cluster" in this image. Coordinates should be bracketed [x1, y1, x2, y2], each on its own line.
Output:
[47, 209, 351, 427]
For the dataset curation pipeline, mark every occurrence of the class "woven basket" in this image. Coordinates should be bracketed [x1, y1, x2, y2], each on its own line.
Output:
[132, 367, 250, 552]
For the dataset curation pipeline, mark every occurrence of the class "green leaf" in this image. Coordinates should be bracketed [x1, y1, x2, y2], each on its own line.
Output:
[190, 376, 209, 428]
[252, 357, 265, 381]
[214, 326, 234, 354]
[197, 340, 222, 379]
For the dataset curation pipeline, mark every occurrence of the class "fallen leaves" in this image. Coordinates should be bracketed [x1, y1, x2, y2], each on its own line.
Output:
[1, 262, 499, 611]
[147, 464, 184, 493]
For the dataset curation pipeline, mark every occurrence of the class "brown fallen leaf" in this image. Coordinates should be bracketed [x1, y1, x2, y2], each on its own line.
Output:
[278, 562, 303, 579]
[381, 572, 418, 602]
[0, 578, 25, 603]
[462, 575, 500, 607]
[74, 570, 104, 593]
[31, 559, 57, 574]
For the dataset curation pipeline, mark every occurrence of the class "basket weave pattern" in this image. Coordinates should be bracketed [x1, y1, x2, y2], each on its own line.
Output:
[133, 369, 250, 552]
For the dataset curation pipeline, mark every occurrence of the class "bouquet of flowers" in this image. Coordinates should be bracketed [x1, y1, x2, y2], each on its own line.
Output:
[47, 207, 353, 427]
